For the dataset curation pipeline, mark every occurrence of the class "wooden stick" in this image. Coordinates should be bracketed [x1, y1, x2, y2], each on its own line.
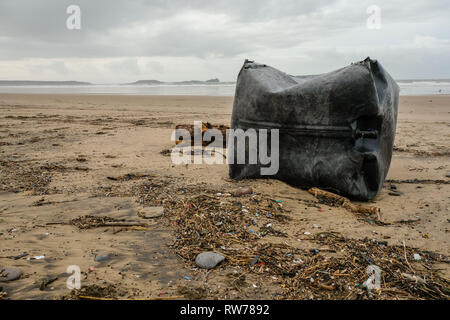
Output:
[308, 188, 381, 217]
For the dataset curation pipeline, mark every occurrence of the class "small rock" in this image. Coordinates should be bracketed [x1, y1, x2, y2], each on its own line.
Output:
[141, 207, 164, 219]
[195, 252, 225, 269]
[446, 172, 450, 178]
[232, 187, 253, 197]
[0, 268, 22, 282]
[94, 254, 111, 262]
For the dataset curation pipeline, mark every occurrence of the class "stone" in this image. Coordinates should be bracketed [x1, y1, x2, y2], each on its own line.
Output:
[94, 254, 111, 262]
[0, 268, 22, 282]
[232, 187, 253, 197]
[195, 252, 225, 269]
[141, 207, 164, 218]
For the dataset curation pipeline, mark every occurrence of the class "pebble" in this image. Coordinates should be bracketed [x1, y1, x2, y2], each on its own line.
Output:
[94, 254, 111, 262]
[446, 172, 450, 178]
[0, 268, 22, 282]
[195, 252, 225, 269]
[233, 187, 253, 197]
[141, 207, 164, 218]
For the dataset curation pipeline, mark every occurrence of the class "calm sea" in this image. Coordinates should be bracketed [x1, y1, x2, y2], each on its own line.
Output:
[0, 81, 448, 96]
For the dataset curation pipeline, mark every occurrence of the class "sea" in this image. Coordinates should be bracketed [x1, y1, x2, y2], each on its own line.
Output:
[0, 80, 449, 96]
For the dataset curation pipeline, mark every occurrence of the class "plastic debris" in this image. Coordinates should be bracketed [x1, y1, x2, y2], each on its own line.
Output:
[230, 58, 399, 201]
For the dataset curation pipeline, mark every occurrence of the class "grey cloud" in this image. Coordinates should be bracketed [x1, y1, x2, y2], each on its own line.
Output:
[0, 0, 449, 80]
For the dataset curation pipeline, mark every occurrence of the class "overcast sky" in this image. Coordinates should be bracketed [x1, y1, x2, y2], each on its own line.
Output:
[0, 0, 449, 83]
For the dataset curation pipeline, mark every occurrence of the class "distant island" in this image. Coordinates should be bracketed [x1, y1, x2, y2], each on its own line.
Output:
[0, 79, 236, 86]
[123, 78, 228, 85]
[0, 80, 91, 86]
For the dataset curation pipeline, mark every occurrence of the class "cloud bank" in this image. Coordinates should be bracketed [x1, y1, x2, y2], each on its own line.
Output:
[0, 0, 449, 82]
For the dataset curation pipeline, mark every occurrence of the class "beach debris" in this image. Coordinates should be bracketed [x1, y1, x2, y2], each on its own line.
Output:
[175, 122, 229, 147]
[250, 255, 260, 267]
[362, 265, 382, 291]
[308, 188, 381, 219]
[195, 252, 225, 269]
[388, 184, 403, 196]
[31, 255, 45, 260]
[0, 268, 22, 282]
[160, 149, 172, 157]
[139, 206, 164, 219]
[94, 254, 111, 262]
[413, 253, 422, 261]
[401, 273, 426, 284]
[65, 215, 148, 230]
[39, 276, 58, 291]
[135, 176, 449, 300]
[177, 286, 207, 299]
[11, 252, 28, 260]
[106, 172, 153, 181]
[232, 186, 253, 197]
[63, 283, 127, 300]
[230, 58, 398, 200]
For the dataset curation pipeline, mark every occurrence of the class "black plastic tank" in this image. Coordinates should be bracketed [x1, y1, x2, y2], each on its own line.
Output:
[228, 57, 399, 200]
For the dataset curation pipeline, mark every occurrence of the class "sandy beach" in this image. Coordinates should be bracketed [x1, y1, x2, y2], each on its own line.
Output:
[0, 93, 449, 300]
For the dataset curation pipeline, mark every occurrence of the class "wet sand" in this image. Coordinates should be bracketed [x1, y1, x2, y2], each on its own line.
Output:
[0, 94, 449, 300]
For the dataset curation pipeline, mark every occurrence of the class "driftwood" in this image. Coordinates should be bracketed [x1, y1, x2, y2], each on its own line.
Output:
[308, 187, 381, 219]
[175, 122, 229, 147]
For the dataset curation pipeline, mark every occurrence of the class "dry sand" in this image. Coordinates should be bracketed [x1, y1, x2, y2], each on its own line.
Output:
[0, 93, 448, 300]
